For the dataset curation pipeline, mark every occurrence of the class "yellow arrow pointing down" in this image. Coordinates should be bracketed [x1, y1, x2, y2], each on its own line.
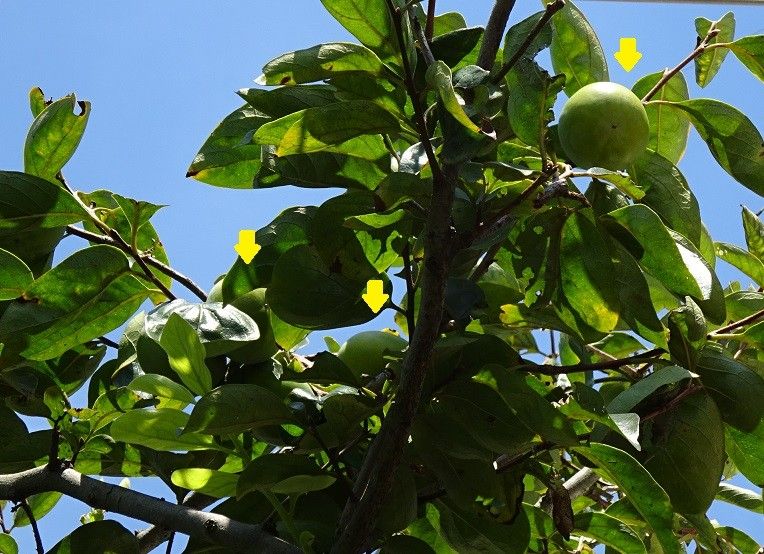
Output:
[614, 37, 642, 72]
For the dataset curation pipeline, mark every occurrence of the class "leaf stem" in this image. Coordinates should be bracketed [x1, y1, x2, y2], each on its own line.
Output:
[492, 0, 566, 84]
[263, 491, 301, 546]
[641, 27, 721, 102]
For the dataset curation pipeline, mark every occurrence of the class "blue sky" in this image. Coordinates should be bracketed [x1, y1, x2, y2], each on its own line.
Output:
[0, 1, 762, 551]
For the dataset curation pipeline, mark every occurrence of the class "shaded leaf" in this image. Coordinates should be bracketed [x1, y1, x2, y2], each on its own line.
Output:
[607, 366, 693, 414]
[0, 171, 86, 230]
[0, 248, 33, 300]
[725, 419, 764, 485]
[506, 58, 565, 148]
[574, 444, 680, 554]
[237, 453, 335, 496]
[47, 520, 137, 554]
[573, 512, 647, 553]
[184, 384, 293, 435]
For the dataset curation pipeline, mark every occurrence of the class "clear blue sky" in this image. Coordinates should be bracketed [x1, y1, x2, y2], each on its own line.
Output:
[1, 1, 762, 551]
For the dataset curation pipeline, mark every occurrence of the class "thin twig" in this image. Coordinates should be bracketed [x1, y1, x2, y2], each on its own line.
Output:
[97, 335, 120, 349]
[469, 242, 502, 282]
[165, 532, 175, 554]
[18, 500, 44, 554]
[477, 0, 518, 70]
[518, 348, 664, 376]
[642, 384, 703, 421]
[709, 307, 764, 337]
[107, 228, 176, 300]
[641, 27, 721, 102]
[492, 0, 566, 83]
[65, 225, 207, 301]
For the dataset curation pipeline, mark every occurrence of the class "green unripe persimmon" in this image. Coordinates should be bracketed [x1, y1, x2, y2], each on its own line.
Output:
[337, 330, 407, 379]
[226, 289, 280, 363]
[558, 82, 649, 170]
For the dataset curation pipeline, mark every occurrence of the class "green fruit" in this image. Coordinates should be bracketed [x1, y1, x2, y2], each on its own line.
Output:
[337, 331, 407, 379]
[558, 81, 649, 170]
[227, 289, 280, 363]
[208, 279, 224, 303]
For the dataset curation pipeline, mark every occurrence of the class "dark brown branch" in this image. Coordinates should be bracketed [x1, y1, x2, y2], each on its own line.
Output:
[332, 4, 456, 552]
[641, 27, 721, 102]
[18, 499, 44, 554]
[65, 225, 208, 301]
[492, 0, 565, 83]
[0, 466, 297, 553]
[709, 307, 764, 337]
[476, 0, 518, 70]
[425, 0, 436, 41]
[402, 243, 417, 336]
[519, 348, 664, 376]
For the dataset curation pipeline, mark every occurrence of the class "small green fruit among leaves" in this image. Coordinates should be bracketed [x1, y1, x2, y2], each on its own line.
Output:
[337, 330, 407, 379]
[558, 81, 650, 170]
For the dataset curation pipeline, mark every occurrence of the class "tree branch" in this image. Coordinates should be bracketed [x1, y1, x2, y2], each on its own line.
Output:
[518, 348, 664, 376]
[476, 0, 518, 70]
[425, 0, 436, 41]
[709, 306, 764, 337]
[65, 225, 208, 301]
[402, 243, 417, 336]
[136, 493, 217, 554]
[0, 466, 298, 554]
[332, 5, 456, 552]
[641, 27, 721, 102]
[492, 0, 565, 84]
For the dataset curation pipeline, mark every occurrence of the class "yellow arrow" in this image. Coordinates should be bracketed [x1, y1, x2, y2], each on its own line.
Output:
[234, 230, 261, 264]
[614, 37, 642, 72]
[362, 279, 389, 314]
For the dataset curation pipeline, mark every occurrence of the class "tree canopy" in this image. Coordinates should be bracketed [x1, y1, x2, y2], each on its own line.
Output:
[0, 1, 763, 553]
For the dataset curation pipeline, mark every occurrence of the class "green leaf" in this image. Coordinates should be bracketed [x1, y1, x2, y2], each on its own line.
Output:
[560, 211, 620, 332]
[23, 94, 90, 181]
[426, 61, 480, 134]
[159, 313, 213, 396]
[726, 419, 764, 485]
[0, 171, 86, 230]
[433, 12, 467, 36]
[257, 42, 387, 86]
[186, 105, 270, 189]
[602, 204, 719, 306]
[550, 0, 608, 96]
[662, 99, 764, 196]
[267, 245, 387, 330]
[741, 206, 764, 261]
[505, 58, 565, 148]
[0, 534, 18, 554]
[237, 453, 335, 496]
[716, 526, 763, 554]
[0, 248, 33, 300]
[715, 241, 764, 287]
[318, 0, 395, 61]
[435, 381, 534, 455]
[697, 346, 764, 432]
[641, 392, 726, 514]
[430, 499, 530, 554]
[1, 245, 149, 360]
[145, 299, 260, 357]
[607, 366, 693, 415]
[47, 520, 138, 554]
[111, 194, 163, 248]
[12, 491, 62, 528]
[110, 408, 217, 452]
[254, 101, 399, 156]
[171, 468, 238, 498]
[574, 444, 680, 554]
[631, 150, 700, 246]
[573, 512, 647, 553]
[486, 368, 578, 446]
[504, 11, 553, 64]
[381, 535, 436, 554]
[127, 374, 195, 410]
[728, 34, 764, 82]
[184, 384, 293, 435]
[667, 298, 706, 371]
[716, 482, 763, 513]
[29, 86, 47, 118]
[632, 72, 690, 164]
[694, 12, 735, 87]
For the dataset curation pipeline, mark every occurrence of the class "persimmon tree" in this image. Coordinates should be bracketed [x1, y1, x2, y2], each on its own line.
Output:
[0, 1, 763, 553]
